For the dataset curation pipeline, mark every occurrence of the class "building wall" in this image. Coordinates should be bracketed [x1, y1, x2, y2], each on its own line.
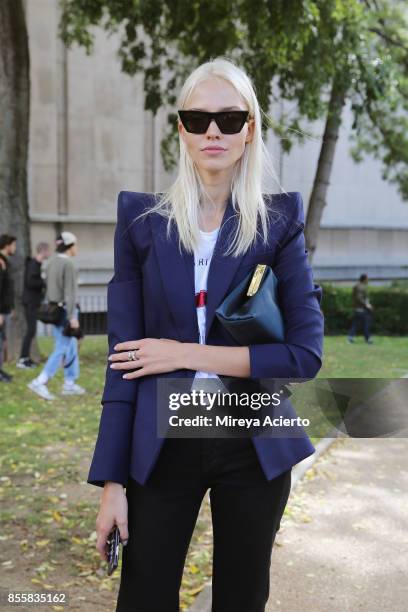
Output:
[26, 0, 408, 312]
[27, 0, 153, 297]
[279, 97, 408, 280]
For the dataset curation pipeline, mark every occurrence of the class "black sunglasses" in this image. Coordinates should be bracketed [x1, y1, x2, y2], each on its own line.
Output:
[178, 110, 250, 134]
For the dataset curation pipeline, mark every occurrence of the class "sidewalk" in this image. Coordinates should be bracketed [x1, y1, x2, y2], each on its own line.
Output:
[266, 436, 408, 611]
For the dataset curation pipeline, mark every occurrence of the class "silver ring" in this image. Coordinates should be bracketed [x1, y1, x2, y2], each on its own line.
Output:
[128, 350, 137, 361]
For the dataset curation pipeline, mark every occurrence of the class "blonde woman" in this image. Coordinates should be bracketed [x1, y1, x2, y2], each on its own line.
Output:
[88, 57, 324, 611]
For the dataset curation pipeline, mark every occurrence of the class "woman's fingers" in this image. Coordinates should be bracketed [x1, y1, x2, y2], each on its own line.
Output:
[96, 525, 111, 561]
[122, 368, 147, 379]
[107, 338, 182, 378]
[114, 340, 143, 351]
[108, 349, 141, 362]
[116, 519, 129, 546]
[95, 521, 129, 560]
[95, 484, 129, 562]
[110, 359, 144, 371]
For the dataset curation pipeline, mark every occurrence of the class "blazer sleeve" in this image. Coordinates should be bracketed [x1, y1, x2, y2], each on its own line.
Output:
[87, 191, 145, 488]
[248, 192, 324, 381]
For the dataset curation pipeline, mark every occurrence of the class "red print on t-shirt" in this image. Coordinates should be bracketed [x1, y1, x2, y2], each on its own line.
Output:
[195, 290, 207, 307]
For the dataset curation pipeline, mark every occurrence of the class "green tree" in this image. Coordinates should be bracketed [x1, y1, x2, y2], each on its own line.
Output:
[303, 0, 408, 258]
[0, 0, 31, 360]
[60, 0, 408, 262]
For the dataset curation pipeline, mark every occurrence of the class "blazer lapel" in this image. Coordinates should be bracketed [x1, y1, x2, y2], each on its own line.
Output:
[149, 192, 246, 344]
[150, 211, 197, 342]
[204, 194, 246, 342]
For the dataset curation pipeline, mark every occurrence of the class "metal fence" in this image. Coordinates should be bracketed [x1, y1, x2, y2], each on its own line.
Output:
[79, 294, 107, 335]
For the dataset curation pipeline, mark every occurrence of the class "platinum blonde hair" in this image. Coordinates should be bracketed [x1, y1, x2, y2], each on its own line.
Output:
[133, 56, 286, 256]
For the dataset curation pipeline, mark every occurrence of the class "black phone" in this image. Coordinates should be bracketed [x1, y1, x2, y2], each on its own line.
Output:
[107, 525, 121, 576]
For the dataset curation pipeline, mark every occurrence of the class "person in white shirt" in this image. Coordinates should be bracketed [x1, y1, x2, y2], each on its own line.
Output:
[92, 57, 323, 612]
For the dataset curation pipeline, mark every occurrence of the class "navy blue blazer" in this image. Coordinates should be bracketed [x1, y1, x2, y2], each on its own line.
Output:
[87, 190, 324, 487]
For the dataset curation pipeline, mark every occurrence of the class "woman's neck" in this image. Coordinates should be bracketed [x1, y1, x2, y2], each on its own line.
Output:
[199, 182, 231, 208]
[199, 182, 231, 228]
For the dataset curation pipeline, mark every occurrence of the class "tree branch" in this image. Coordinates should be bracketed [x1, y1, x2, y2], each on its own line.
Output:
[368, 26, 408, 52]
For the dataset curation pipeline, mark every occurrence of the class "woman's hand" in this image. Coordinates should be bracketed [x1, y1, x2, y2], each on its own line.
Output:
[95, 482, 129, 561]
[108, 338, 187, 379]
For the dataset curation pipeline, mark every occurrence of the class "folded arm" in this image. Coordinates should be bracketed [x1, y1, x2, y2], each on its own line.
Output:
[247, 192, 324, 381]
[183, 192, 324, 381]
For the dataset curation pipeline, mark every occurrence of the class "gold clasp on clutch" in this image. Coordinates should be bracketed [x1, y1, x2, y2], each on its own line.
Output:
[246, 264, 267, 297]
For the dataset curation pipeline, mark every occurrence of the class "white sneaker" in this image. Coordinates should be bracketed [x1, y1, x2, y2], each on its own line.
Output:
[28, 379, 56, 401]
[61, 383, 86, 395]
[17, 358, 31, 369]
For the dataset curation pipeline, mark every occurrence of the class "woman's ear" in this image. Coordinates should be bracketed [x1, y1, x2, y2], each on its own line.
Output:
[178, 119, 185, 142]
[245, 118, 255, 145]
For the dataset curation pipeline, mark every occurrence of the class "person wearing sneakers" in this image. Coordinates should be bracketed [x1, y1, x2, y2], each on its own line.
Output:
[17, 241, 50, 369]
[28, 232, 85, 400]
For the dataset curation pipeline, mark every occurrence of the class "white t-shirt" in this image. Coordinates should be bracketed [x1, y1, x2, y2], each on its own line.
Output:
[191, 227, 226, 391]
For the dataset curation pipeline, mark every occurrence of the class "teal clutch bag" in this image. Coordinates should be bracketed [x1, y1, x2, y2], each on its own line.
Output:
[215, 264, 285, 345]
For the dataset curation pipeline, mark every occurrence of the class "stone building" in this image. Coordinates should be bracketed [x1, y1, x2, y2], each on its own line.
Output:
[26, 0, 408, 327]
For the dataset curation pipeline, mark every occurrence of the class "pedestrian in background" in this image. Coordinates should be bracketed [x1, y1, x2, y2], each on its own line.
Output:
[17, 241, 51, 369]
[347, 273, 374, 344]
[28, 232, 85, 400]
[0, 234, 17, 383]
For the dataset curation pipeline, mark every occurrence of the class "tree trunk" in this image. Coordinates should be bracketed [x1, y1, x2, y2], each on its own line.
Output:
[305, 74, 347, 262]
[0, 0, 31, 361]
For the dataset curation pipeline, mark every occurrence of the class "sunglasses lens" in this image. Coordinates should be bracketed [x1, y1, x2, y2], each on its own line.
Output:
[179, 111, 249, 134]
[180, 112, 210, 134]
[217, 112, 247, 134]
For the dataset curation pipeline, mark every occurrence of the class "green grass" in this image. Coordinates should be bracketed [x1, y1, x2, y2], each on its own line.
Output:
[319, 335, 408, 378]
[0, 334, 407, 609]
[0, 336, 212, 609]
[289, 335, 408, 439]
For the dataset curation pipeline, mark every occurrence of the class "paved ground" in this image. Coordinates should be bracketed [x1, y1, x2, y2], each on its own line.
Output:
[266, 436, 408, 611]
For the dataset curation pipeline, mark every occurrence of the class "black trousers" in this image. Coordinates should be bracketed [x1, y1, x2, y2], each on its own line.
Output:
[20, 303, 38, 359]
[116, 436, 292, 612]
